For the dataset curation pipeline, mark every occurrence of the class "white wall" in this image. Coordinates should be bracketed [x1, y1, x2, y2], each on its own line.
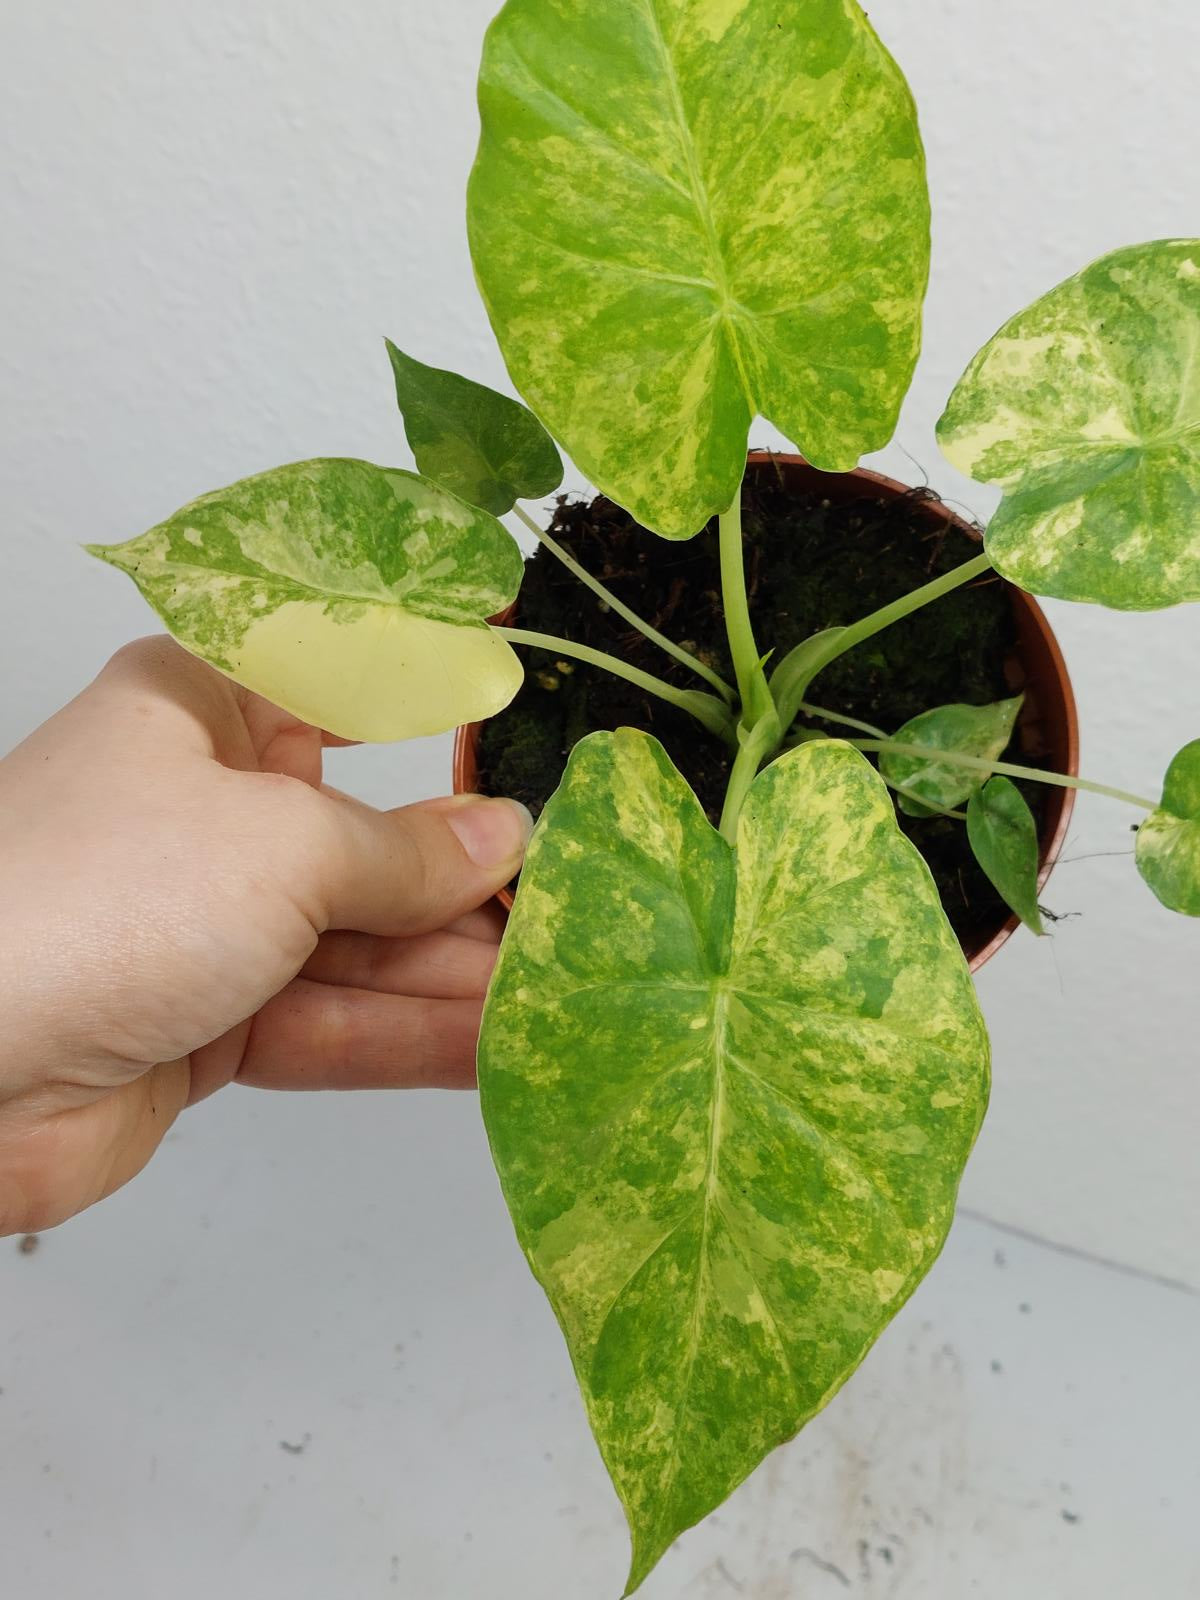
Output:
[3, 4, 1200, 1595]
[2, 0, 1198, 1344]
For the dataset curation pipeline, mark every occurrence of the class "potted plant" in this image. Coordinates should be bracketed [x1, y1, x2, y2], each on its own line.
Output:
[87, 0, 1200, 1591]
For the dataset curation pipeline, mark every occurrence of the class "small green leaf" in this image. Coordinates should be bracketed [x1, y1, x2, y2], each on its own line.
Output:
[87, 459, 524, 742]
[967, 778, 1044, 935]
[385, 340, 562, 516]
[937, 239, 1200, 610]
[468, 0, 930, 539]
[1135, 739, 1200, 916]
[479, 729, 988, 1590]
[881, 698, 1023, 816]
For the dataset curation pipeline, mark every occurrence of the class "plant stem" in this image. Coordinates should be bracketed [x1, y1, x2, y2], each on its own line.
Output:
[512, 504, 735, 704]
[772, 551, 995, 727]
[718, 488, 764, 715]
[822, 551, 994, 668]
[849, 738, 1158, 812]
[794, 700, 890, 741]
[719, 715, 780, 845]
[493, 625, 736, 746]
[879, 774, 967, 821]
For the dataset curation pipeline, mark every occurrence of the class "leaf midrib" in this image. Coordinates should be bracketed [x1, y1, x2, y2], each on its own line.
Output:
[118, 548, 489, 626]
[638, 0, 758, 415]
[647, 983, 731, 1533]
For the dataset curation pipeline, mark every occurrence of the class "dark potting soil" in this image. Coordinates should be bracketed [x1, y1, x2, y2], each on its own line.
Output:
[476, 458, 1047, 949]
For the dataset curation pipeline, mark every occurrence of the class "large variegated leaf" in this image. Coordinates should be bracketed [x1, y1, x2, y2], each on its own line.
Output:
[87, 459, 524, 741]
[468, 0, 930, 539]
[385, 340, 563, 515]
[479, 729, 988, 1591]
[938, 240, 1200, 609]
[1136, 740, 1200, 916]
[880, 697, 1023, 816]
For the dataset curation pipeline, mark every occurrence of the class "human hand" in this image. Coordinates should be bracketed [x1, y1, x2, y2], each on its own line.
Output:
[0, 638, 531, 1236]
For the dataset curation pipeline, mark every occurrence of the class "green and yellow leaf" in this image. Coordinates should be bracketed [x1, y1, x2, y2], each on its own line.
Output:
[880, 697, 1023, 816]
[1135, 739, 1200, 916]
[468, 0, 930, 539]
[479, 729, 988, 1591]
[87, 459, 524, 741]
[385, 340, 562, 516]
[937, 239, 1200, 610]
[967, 777, 1044, 935]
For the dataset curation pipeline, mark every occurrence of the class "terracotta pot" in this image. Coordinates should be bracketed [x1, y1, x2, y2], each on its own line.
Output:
[454, 452, 1079, 973]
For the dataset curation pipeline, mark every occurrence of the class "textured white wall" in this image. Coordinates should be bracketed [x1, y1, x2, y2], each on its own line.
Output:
[1, 0, 1197, 1310]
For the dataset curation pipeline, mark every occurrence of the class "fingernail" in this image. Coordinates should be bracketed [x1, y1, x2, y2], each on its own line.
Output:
[447, 797, 534, 869]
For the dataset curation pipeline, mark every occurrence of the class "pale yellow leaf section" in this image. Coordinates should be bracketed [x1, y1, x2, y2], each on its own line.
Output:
[216, 601, 522, 742]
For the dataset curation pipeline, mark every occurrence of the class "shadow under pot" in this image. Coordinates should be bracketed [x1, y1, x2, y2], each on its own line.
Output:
[455, 452, 1078, 975]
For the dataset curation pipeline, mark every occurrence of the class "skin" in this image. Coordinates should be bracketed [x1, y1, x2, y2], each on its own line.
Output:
[0, 637, 532, 1238]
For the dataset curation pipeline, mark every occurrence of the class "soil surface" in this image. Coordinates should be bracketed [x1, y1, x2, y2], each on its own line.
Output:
[477, 459, 1047, 948]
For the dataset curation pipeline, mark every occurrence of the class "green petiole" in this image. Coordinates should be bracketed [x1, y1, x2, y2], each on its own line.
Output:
[719, 712, 782, 845]
[849, 738, 1158, 812]
[512, 504, 736, 704]
[493, 625, 737, 747]
[793, 700, 890, 741]
[771, 551, 995, 727]
[718, 490, 769, 721]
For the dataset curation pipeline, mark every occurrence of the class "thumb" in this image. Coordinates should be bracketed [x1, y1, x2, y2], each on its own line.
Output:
[307, 789, 533, 938]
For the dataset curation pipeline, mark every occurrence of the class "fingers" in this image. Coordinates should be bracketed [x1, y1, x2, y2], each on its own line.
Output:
[0, 1060, 190, 1235]
[241, 697, 326, 785]
[87, 637, 331, 783]
[71, 636, 247, 765]
[445, 901, 510, 943]
[236, 979, 483, 1090]
[302, 928, 498, 999]
[305, 789, 531, 939]
[90, 639, 529, 943]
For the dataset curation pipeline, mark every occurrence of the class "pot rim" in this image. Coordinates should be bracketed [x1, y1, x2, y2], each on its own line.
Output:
[454, 451, 1079, 975]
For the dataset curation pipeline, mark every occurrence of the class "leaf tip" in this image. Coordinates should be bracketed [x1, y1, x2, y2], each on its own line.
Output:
[621, 1533, 664, 1598]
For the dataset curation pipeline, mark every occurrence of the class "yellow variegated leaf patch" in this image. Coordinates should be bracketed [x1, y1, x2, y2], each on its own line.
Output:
[468, 0, 930, 538]
[88, 459, 525, 741]
[938, 239, 1200, 610]
[479, 730, 989, 1591]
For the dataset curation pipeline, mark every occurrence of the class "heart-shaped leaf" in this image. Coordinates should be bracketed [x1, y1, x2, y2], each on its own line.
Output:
[479, 729, 988, 1591]
[967, 777, 1044, 935]
[937, 240, 1200, 610]
[468, 0, 930, 539]
[385, 340, 563, 516]
[88, 459, 524, 742]
[1136, 739, 1200, 916]
[880, 697, 1023, 816]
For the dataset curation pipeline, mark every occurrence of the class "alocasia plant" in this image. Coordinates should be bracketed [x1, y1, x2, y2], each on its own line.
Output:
[87, 0, 1200, 1589]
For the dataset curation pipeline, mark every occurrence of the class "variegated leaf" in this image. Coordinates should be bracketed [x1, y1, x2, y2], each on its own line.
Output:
[1136, 739, 1200, 916]
[938, 240, 1200, 610]
[479, 729, 988, 1591]
[468, 0, 930, 539]
[385, 340, 563, 515]
[967, 777, 1044, 935]
[88, 459, 524, 741]
[880, 697, 1023, 816]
